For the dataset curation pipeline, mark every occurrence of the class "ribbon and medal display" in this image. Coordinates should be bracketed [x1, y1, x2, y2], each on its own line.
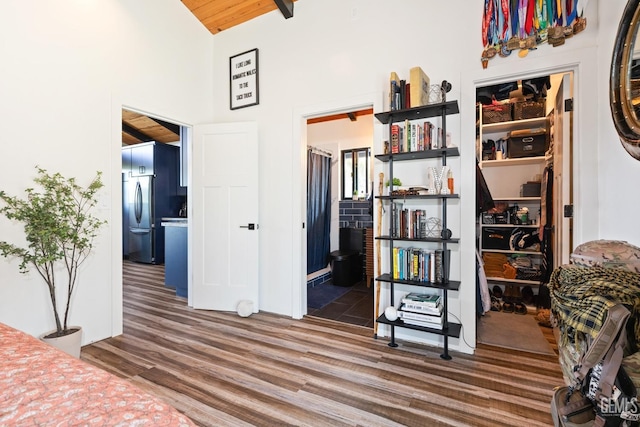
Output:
[481, 0, 587, 68]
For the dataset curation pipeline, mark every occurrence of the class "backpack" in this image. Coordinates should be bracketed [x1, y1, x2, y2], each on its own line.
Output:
[552, 304, 640, 427]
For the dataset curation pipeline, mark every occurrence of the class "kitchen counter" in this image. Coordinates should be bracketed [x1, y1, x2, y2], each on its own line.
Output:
[161, 217, 188, 227]
[162, 218, 188, 297]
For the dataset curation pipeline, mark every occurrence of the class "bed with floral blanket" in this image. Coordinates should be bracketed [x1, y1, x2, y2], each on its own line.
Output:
[0, 322, 194, 426]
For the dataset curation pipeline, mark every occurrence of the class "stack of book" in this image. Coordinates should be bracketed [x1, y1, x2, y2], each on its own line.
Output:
[397, 292, 444, 329]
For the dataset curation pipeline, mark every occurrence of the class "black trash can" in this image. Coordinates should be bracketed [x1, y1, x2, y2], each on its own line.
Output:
[329, 250, 362, 287]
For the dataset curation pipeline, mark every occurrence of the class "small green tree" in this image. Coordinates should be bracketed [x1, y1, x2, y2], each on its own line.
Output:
[0, 166, 106, 337]
[385, 177, 402, 187]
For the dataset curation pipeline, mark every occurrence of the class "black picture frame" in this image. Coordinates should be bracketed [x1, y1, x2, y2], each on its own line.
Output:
[229, 48, 259, 110]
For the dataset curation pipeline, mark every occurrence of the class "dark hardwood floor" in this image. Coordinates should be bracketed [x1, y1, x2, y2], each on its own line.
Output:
[307, 279, 375, 328]
[81, 261, 563, 426]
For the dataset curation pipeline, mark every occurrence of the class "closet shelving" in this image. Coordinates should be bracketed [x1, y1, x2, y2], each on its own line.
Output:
[374, 100, 460, 361]
[477, 104, 549, 289]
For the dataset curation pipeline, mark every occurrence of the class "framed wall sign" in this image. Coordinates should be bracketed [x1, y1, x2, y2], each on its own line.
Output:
[230, 48, 259, 110]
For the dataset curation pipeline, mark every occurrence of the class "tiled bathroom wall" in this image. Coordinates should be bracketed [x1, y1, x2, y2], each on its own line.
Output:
[339, 200, 373, 229]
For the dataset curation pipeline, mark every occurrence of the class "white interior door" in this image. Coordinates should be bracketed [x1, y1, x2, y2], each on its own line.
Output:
[190, 122, 259, 311]
[553, 74, 572, 266]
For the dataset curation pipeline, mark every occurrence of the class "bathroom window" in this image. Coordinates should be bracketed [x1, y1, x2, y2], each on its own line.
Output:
[342, 148, 370, 200]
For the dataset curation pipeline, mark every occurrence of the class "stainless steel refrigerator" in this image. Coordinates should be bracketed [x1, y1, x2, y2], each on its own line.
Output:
[129, 175, 154, 263]
[123, 142, 184, 264]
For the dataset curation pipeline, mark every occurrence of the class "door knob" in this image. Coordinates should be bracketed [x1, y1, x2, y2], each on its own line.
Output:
[239, 223, 256, 230]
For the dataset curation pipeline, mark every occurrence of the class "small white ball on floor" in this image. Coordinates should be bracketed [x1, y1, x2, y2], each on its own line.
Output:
[237, 300, 253, 317]
[384, 306, 398, 321]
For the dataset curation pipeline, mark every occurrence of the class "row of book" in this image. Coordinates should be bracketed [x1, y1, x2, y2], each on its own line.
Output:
[390, 120, 444, 153]
[389, 67, 430, 111]
[397, 292, 444, 329]
[392, 247, 446, 283]
[391, 205, 432, 239]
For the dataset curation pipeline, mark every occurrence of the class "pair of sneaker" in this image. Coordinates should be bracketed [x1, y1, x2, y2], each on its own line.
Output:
[492, 285, 527, 314]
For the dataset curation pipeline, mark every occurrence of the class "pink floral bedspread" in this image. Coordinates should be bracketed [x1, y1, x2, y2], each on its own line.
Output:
[0, 323, 195, 426]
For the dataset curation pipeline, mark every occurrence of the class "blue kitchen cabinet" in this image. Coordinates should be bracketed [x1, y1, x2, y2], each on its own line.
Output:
[163, 219, 188, 297]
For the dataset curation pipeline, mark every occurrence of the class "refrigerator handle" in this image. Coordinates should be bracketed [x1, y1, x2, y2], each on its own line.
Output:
[134, 181, 142, 224]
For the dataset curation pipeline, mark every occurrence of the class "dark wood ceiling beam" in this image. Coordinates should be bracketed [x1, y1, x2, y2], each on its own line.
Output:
[150, 118, 180, 136]
[273, 0, 293, 19]
[122, 122, 153, 142]
[307, 108, 374, 125]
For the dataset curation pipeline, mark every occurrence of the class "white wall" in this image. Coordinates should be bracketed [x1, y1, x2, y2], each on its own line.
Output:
[3, 0, 637, 355]
[208, 0, 629, 354]
[0, 0, 214, 344]
[307, 116, 373, 252]
[598, 1, 640, 241]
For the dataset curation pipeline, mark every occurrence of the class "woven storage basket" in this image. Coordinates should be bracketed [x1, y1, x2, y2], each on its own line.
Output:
[482, 104, 512, 124]
[513, 99, 546, 120]
[515, 266, 542, 281]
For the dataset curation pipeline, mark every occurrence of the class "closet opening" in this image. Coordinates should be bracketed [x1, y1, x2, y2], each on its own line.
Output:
[475, 71, 573, 355]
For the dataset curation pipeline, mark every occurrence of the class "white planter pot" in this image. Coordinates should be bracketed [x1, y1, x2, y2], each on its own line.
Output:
[40, 326, 82, 358]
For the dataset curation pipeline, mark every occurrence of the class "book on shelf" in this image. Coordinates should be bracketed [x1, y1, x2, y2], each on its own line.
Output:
[398, 308, 443, 324]
[400, 302, 443, 316]
[401, 318, 444, 330]
[391, 124, 400, 153]
[411, 122, 417, 151]
[405, 83, 411, 109]
[393, 247, 400, 279]
[402, 292, 441, 307]
[424, 121, 432, 149]
[389, 72, 401, 111]
[386, 119, 446, 154]
[409, 66, 430, 108]
[404, 119, 410, 152]
[392, 248, 434, 282]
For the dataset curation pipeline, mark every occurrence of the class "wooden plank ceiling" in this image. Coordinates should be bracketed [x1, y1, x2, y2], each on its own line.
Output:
[121, 110, 181, 146]
[182, 0, 297, 34]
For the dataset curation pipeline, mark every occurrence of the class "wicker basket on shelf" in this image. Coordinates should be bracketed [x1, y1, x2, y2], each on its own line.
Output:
[513, 99, 546, 120]
[482, 103, 512, 124]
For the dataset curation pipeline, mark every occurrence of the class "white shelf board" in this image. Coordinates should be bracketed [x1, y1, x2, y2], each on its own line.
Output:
[482, 117, 547, 134]
[480, 156, 548, 168]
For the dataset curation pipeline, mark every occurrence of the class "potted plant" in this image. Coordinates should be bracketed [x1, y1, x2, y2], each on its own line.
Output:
[385, 177, 402, 194]
[0, 166, 106, 357]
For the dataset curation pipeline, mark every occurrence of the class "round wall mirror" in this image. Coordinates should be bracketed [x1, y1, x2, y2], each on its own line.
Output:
[611, 0, 640, 160]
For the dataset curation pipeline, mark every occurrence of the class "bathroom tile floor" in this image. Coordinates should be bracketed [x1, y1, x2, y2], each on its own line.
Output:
[307, 279, 375, 328]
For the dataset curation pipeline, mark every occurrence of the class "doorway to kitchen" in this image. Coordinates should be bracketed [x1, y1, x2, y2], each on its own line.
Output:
[121, 108, 188, 303]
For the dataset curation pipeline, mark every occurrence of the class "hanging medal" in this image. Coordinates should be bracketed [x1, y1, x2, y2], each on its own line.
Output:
[562, 0, 574, 38]
[566, 0, 577, 25]
[481, 0, 493, 67]
[536, 0, 549, 43]
[573, 0, 587, 34]
[506, 0, 520, 51]
[482, 0, 492, 47]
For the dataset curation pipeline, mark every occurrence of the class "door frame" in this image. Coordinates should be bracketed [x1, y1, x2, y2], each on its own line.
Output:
[292, 93, 384, 319]
[117, 105, 191, 335]
[462, 55, 597, 351]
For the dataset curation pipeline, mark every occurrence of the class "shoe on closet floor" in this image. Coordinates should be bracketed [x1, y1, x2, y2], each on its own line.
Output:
[522, 286, 534, 305]
[492, 285, 503, 299]
[514, 302, 527, 315]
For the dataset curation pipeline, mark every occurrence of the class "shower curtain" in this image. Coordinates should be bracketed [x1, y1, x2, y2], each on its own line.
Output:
[307, 150, 332, 274]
